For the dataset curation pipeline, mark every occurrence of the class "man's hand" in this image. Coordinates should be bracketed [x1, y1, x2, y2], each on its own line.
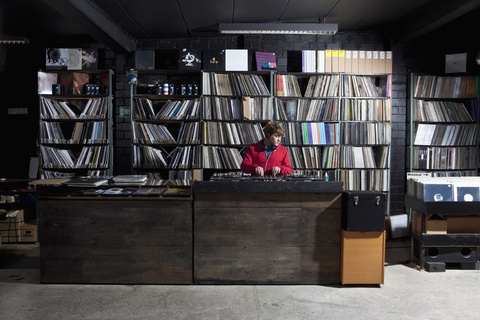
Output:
[272, 166, 281, 176]
[255, 166, 264, 176]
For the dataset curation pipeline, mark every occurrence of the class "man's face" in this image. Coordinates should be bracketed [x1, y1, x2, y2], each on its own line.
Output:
[266, 133, 282, 146]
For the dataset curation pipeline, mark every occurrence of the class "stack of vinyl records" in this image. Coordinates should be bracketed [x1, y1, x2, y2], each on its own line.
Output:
[64, 177, 110, 187]
[112, 175, 148, 186]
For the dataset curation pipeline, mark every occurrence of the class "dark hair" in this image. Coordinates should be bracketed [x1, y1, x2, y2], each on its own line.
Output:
[264, 121, 285, 138]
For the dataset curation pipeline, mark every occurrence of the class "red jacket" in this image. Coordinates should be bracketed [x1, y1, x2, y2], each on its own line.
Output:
[241, 140, 293, 176]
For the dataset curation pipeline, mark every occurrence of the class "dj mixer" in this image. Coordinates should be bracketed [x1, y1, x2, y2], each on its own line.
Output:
[209, 172, 327, 182]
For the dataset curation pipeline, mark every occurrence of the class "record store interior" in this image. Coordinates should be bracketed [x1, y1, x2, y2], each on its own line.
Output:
[1, 1, 480, 319]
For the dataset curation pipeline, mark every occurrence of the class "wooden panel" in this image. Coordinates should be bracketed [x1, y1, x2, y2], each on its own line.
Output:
[301, 246, 341, 284]
[194, 193, 302, 208]
[194, 190, 342, 285]
[302, 207, 342, 247]
[194, 246, 301, 284]
[195, 207, 302, 246]
[340, 230, 385, 284]
[39, 199, 192, 246]
[301, 193, 342, 208]
[40, 245, 192, 284]
[301, 195, 342, 284]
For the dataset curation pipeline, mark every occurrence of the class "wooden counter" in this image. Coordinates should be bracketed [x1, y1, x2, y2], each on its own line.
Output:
[193, 181, 343, 285]
[37, 181, 343, 285]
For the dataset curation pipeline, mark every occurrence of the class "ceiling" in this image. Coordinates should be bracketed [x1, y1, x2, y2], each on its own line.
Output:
[1, 0, 480, 53]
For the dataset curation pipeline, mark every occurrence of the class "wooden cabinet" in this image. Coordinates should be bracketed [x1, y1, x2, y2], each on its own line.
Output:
[340, 230, 385, 285]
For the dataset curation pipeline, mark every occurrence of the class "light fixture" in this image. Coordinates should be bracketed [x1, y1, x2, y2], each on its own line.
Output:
[0, 36, 30, 44]
[219, 23, 338, 35]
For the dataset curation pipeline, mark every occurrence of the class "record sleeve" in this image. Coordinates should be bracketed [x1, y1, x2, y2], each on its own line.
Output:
[70, 189, 105, 196]
[101, 188, 134, 197]
[203, 50, 225, 71]
[131, 187, 167, 197]
[162, 187, 191, 197]
[423, 183, 453, 202]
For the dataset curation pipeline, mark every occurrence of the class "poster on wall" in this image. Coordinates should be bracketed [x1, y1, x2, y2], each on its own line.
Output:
[81, 49, 98, 70]
[46, 48, 68, 70]
[445, 52, 467, 73]
[67, 48, 82, 70]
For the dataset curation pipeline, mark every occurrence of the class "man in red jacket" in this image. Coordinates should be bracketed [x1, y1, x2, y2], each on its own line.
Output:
[241, 121, 293, 176]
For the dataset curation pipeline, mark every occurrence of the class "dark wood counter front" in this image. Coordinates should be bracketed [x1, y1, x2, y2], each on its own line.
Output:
[39, 197, 192, 284]
[193, 181, 343, 285]
[37, 181, 343, 285]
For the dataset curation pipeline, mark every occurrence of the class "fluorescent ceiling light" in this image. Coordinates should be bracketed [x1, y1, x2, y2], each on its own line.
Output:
[219, 23, 338, 35]
[0, 36, 30, 44]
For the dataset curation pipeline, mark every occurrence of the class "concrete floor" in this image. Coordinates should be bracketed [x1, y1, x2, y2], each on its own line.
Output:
[0, 239, 478, 320]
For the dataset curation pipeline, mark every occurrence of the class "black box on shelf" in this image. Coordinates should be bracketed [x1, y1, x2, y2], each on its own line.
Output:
[155, 49, 179, 70]
[135, 51, 155, 70]
[342, 191, 386, 231]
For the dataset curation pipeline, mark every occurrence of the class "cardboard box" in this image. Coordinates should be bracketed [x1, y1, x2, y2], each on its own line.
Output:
[413, 211, 447, 235]
[385, 51, 393, 73]
[324, 50, 332, 72]
[338, 50, 345, 72]
[331, 50, 339, 72]
[447, 216, 480, 234]
[365, 51, 373, 73]
[351, 51, 359, 73]
[0, 209, 24, 243]
[344, 51, 352, 73]
[358, 51, 366, 73]
[193, 169, 202, 181]
[20, 220, 37, 242]
[379, 51, 386, 73]
[372, 51, 381, 73]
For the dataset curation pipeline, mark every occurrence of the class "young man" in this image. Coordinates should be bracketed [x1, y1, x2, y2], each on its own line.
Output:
[241, 121, 293, 176]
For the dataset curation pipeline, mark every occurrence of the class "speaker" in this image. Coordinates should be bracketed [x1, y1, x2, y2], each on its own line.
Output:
[342, 191, 386, 231]
[425, 247, 478, 263]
